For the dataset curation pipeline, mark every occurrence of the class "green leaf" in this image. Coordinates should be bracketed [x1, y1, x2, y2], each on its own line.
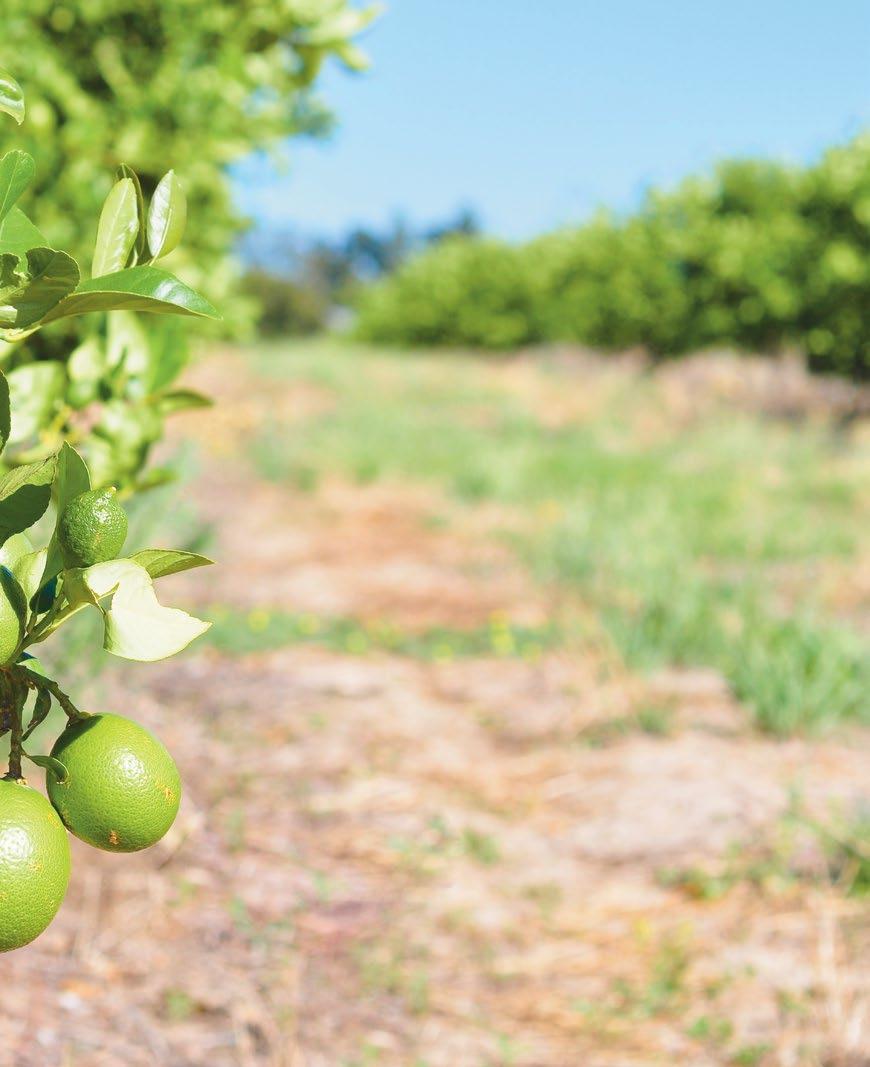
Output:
[0, 68, 24, 126]
[54, 442, 91, 506]
[12, 546, 47, 604]
[147, 171, 187, 261]
[0, 565, 27, 640]
[23, 751, 68, 783]
[106, 309, 149, 378]
[127, 549, 213, 580]
[40, 265, 218, 324]
[43, 443, 91, 583]
[298, 4, 383, 46]
[333, 41, 372, 72]
[131, 468, 177, 493]
[154, 389, 212, 415]
[2, 247, 80, 329]
[0, 151, 36, 225]
[66, 558, 210, 662]
[0, 208, 48, 260]
[68, 335, 108, 384]
[23, 687, 52, 739]
[116, 164, 148, 265]
[0, 368, 9, 456]
[7, 362, 65, 444]
[18, 654, 48, 678]
[0, 456, 56, 546]
[0, 252, 22, 327]
[0, 533, 37, 571]
[143, 319, 191, 393]
[32, 574, 57, 615]
[92, 178, 139, 278]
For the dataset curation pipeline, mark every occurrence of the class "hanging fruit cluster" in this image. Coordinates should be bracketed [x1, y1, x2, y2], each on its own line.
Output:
[0, 68, 213, 952]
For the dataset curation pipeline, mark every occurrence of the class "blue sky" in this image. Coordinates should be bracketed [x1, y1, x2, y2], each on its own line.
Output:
[235, 0, 870, 241]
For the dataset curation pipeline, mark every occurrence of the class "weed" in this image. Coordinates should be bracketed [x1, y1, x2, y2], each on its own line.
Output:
[460, 828, 501, 865]
[163, 988, 195, 1022]
[731, 1043, 772, 1066]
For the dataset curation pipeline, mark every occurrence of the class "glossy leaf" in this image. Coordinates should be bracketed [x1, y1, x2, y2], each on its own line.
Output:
[0, 252, 22, 327]
[0, 151, 35, 224]
[12, 546, 47, 604]
[23, 751, 68, 783]
[0, 456, 56, 546]
[127, 549, 213, 580]
[0, 68, 24, 126]
[3, 247, 79, 328]
[0, 207, 47, 259]
[0, 565, 27, 638]
[40, 265, 218, 324]
[54, 442, 91, 504]
[66, 558, 210, 662]
[147, 170, 187, 261]
[116, 164, 148, 264]
[92, 178, 139, 278]
[23, 688, 52, 739]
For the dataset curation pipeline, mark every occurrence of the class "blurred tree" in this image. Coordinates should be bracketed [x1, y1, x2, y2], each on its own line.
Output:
[241, 207, 482, 335]
[355, 139, 870, 380]
[5, 0, 381, 341]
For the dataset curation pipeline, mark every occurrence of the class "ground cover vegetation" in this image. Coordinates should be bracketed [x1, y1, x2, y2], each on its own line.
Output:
[245, 338, 869, 734]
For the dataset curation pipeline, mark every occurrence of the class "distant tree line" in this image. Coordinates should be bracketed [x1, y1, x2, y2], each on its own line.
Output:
[354, 136, 870, 380]
[240, 208, 479, 335]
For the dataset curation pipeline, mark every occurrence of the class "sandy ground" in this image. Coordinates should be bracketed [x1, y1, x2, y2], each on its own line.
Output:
[0, 346, 867, 1067]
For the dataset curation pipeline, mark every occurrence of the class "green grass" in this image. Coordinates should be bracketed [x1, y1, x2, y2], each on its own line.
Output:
[658, 798, 870, 899]
[242, 339, 870, 733]
[203, 607, 560, 662]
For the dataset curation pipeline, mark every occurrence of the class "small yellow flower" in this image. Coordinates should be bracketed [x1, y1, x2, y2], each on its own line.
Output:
[247, 609, 270, 632]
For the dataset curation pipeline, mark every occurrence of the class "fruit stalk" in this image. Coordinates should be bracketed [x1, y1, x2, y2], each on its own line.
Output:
[13, 665, 86, 725]
[2, 671, 27, 780]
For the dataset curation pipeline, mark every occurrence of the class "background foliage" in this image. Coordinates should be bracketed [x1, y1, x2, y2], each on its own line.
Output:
[240, 208, 480, 336]
[356, 135, 870, 379]
[2, 1, 378, 490]
[5, 0, 379, 329]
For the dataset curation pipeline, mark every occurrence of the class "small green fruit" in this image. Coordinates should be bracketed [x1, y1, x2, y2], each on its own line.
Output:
[47, 713, 181, 852]
[58, 487, 128, 568]
[0, 567, 25, 665]
[0, 778, 71, 952]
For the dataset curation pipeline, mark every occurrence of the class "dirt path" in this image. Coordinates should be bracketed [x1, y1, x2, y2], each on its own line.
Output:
[1, 348, 867, 1067]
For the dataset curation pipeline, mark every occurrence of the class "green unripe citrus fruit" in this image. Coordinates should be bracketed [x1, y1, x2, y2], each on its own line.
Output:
[0, 568, 25, 665]
[0, 778, 71, 952]
[57, 487, 128, 568]
[47, 714, 181, 853]
[0, 533, 34, 663]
